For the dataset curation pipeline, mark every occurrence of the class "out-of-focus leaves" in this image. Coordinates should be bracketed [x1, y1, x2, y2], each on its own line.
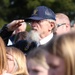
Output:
[0, 0, 75, 28]
[0, 18, 7, 28]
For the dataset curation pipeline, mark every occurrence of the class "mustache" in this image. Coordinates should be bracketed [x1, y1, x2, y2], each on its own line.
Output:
[26, 30, 40, 44]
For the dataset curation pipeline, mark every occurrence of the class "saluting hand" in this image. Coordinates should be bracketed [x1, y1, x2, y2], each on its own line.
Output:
[7, 19, 25, 31]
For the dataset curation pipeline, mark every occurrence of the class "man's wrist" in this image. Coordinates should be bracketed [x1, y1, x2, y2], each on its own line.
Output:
[1, 24, 11, 31]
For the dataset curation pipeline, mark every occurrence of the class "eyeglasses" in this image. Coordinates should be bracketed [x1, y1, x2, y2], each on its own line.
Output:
[57, 23, 66, 28]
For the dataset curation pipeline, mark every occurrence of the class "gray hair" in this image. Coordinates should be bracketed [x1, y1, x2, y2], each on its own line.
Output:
[46, 19, 57, 32]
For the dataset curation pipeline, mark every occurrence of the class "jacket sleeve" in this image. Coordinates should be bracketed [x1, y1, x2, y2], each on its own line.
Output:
[0, 24, 13, 45]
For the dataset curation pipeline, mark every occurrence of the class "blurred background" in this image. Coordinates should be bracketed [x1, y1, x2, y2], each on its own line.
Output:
[0, 0, 75, 30]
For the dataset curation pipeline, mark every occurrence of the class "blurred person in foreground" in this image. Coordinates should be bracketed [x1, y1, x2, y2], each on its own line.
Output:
[55, 13, 71, 35]
[0, 37, 12, 75]
[6, 47, 28, 75]
[44, 31, 75, 75]
[27, 31, 75, 75]
[27, 47, 49, 75]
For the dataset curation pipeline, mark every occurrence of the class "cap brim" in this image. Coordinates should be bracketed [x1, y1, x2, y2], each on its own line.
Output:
[25, 16, 44, 22]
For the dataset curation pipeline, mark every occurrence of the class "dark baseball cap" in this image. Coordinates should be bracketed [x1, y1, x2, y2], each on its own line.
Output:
[25, 6, 56, 21]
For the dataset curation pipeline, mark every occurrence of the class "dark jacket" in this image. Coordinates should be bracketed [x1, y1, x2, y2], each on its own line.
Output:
[0, 24, 13, 45]
[0, 24, 37, 54]
[0, 24, 56, 54]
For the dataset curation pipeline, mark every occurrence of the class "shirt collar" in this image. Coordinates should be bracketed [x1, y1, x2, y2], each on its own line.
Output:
[40, 33, 53, 45]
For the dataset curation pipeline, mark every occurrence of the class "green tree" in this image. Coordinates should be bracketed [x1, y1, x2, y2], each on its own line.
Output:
[0, 0, 75, 28]
[51, 0, 75, 20]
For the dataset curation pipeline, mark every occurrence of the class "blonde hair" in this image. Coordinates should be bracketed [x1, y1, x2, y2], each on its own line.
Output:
[0, 37, 7, 74]
[27, 47, 49, 70]
[46, 32, 75, 75]
[6, 47, 28, 75]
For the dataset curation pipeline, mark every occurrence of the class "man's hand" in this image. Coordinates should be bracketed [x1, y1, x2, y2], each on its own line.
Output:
[7, 20, 25, 31]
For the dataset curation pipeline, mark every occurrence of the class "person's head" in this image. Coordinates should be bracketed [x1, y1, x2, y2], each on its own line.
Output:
[14, 22, 27, 34]
[27, 47, 49, 75]
[70, 20, 75, 31]
[45, 32, 75, 75]
[55, 13, 71, 35]
[0, 37, 7, 74]
[6, 47, 28, 75]
[26, 6, 56, 39]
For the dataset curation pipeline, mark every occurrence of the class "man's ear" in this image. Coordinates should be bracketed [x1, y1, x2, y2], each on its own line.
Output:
[51, 22, 55, 28]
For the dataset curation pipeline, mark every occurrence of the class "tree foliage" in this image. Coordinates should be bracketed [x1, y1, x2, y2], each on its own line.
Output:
[0, 0, 75, 28]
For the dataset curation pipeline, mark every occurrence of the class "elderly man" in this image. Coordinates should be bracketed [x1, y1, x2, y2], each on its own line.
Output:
[0, 6, 56, 53]
[25, 6, 56, 45]
[55, 13, 71, 35]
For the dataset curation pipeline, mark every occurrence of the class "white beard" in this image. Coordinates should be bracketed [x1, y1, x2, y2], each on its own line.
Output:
[26, 30, 41, 44]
